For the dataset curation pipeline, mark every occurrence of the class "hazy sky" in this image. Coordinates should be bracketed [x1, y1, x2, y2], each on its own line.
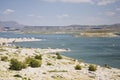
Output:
[0, 0, 120, 26]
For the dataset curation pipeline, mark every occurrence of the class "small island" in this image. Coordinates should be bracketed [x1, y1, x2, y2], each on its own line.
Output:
[75, 30, 118, 37]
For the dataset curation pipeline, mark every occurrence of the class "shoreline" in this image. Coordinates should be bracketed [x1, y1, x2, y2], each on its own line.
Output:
[0, 37, 42, 44]
[0, 45, 120, 80]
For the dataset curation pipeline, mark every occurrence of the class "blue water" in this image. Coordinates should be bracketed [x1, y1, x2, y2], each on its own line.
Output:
[0, 32, 120, 68]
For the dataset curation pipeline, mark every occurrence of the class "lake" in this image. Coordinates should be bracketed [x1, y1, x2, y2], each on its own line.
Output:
[0, 32, 120, 68]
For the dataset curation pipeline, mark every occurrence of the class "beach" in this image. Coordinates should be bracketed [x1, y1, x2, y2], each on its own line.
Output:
[0, 37, 41, 44]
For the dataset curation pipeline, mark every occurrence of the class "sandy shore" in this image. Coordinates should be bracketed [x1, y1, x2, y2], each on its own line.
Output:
[0, 37, 41, 44]
[0, 45, 120, 80]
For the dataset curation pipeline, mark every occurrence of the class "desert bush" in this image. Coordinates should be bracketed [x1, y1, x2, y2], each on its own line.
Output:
[2, 42, 6, 46]
[0, 48, 6, 52]
[1, 56, 8, 61]
[35, 54, 42, 60]
[16, 46, 20, 49]
[88, 65, 97, 71]
[25, 57, 33, 64]
[56, 53, 62, 59]
[25, 57, 42, 68]
[14, 74, 22, 78]
[57, 55, 62, 59]
[48, 70, 67, 72]
[56, 53, 59, 55]
[75, 64, 82, 70]
[22, 62, 28, 69]
[47, 62, 52, 66]
[9, 58, 27, 70]
[29, 59, 42, 68]
[104, 64, 111, 69]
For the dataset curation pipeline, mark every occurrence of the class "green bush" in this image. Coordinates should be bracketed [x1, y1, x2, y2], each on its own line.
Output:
[22, 62, 28, 69]
[56, 53, 59, 55]
[29, 59, 42, 68]
[25, 57, 33, 64]
[16, 46, 20, 49]
[9, 58, 27, 70]
[47, 62, 52, 66]
[14, 74, 22, 78]
[104, 64, 111, 69]
[57, 55, 62, 59]
[1, 56, 8, 61]
[25, 57, 42, 68]
[56, 53, 62, 59]
[75, 64, 81, 70]
[2, 42, 6, 46]
[35, 54, 42, 60]
[0, 49, 6, 52]
[88, 65, 97, 71]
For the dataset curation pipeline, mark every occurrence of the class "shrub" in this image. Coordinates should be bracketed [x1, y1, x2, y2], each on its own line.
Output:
[16, 46, 20, 49]
[48, 70, 67, 72]
[9, 58, 27, 70]
[9, 58, 23, 70]
[88, 65, 97, 71]
[35, 54, 42, 60]
[29, 59, 42, 68]
[52, 56, 56, 58]
[25, 57, 42, 68]
[47, 62, 52, 66]
[14, 74, 22, 78]
[2, 42, 6, 46]
[56, 53, 62, 59]
[75, 64, 82, 70]
[25, 57, 34, 64]
[57, 54, 62, 59]
[1, 56, 8, 61]
[56, 53, 59, 55]
[104, 64, 111, 69]
[0, 49, 6, 52]
[22, 62, 28, 69]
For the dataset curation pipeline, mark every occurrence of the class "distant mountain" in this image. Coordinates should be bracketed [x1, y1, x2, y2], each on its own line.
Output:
[106, 23, 120, 29]
[0, 21, 25, 31]
[21, 23, 120, 34]
[0, 21, 120, 32]
[0, 21, 24, 28]
[68, 23, 120, 28]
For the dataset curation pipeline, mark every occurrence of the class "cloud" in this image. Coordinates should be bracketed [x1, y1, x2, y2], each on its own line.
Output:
[116, 8, 120, 11]
[96, 0, 118, 6]
[43, 0, 118, 5]
[105, 11, 116, 16]
[27, 14, 43, 18]
[44, 0, 93, 3]
[57, 14, 70, 18]
[3, 9, 15, 14]
[88, 16, 103, 22]
[37, 16, 43, 18]
[27, 14, 35, 17]
[81, 16, 105, 25]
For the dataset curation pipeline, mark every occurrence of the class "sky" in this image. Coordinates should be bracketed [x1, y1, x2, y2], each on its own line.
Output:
[0, 0, 120, 26]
